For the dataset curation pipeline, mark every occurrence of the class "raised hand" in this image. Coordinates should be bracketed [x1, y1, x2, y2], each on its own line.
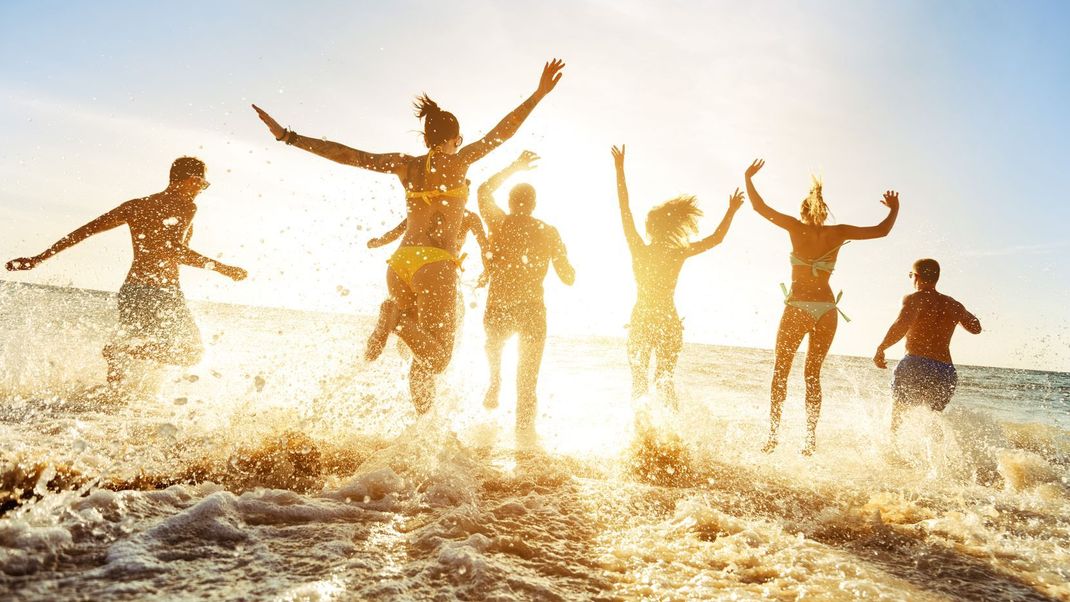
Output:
[880, 190, 900, 210]
[728, 187, 744, 210]
[611, 144, 626, 169]
[514, 150, 540, 171]
[536, 59, 566, 97]
[5, 257, 38, 271]
[252, 104, 287, 140]
[745, 159, 765, 179]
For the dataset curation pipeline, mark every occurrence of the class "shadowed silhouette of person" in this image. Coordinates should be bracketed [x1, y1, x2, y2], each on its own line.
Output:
[476, 150, 574, 444]
[745, 158, 899, 455]
[6, 157, 247, 388]
[612, 144, 743, 408]
[253, 59, 565, 414]
[874, 258, 981, 433]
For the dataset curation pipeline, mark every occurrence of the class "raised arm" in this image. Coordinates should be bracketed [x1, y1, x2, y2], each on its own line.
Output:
[831, 191, 900, 241]
[252, 104, 409, 175]
[367, 219, 407, 249]
[478, 151, 539, 232]
[687, 188, 745, 257]
[457, 59, 565, 165]
[873, 294, 919, 368]
[958, 302, 982, 335]
[744, 159, 798, 231]
[612, 145, 643, 254]
[6, 202, 132, 271]
[549, 227, 575, 286]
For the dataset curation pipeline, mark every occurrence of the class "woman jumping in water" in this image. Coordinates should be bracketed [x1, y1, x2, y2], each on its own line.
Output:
[745, 158, 899, 455]
[612, 145, 744, 407]
[253, 59, 565, 413]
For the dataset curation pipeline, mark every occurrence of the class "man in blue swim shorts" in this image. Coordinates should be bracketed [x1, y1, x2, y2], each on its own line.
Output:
[873, 258, 982, 432]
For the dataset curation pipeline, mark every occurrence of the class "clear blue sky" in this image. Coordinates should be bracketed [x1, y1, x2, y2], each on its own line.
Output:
[1, 1, 1068, 370]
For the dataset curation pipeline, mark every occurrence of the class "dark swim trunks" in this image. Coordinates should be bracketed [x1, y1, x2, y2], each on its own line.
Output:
[892, 354, 957, 412]
[110, 284, 203, 365]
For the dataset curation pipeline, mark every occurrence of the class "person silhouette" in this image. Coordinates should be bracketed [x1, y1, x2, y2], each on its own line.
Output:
[6, 157, 247, 387]
[744, 158, 899, 454]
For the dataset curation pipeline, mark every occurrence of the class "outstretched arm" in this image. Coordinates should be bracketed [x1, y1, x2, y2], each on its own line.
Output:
[687, 188, 745, 257]
[958, 303, 982, 335]
[477, 151, 539, 232]
[744, 159, 798, 231]
[174, 245, 247, 281]
[612, 145, 643, 254]
[873, 295, 918, 368]
[457, 59, 565, 165]
[252, 105, 409, 175]
[549, 227, 575, 286]
[367, 219, 407, 249]
[832, 191, 900, 241]
[6, 202, 131, 271]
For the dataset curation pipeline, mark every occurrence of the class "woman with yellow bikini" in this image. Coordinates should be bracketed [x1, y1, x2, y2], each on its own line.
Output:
[252, 59, 565, 413]
[613, 144, 744, 407]
[744, 158, 899, 455]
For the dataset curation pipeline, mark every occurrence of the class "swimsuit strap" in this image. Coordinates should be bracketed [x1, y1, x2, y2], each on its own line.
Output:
[780, 284, 851, 322]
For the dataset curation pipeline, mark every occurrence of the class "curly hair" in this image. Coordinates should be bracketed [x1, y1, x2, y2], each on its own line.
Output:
[645, 195, 702, 247]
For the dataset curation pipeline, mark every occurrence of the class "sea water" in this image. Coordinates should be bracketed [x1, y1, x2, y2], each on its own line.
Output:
[1, 281, 1068, 600]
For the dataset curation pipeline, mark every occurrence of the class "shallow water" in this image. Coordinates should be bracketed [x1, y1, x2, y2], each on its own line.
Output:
[1, 281, 1068, 600]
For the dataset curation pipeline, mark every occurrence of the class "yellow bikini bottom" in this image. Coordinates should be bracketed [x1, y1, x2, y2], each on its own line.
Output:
[387, 246, 463, 288]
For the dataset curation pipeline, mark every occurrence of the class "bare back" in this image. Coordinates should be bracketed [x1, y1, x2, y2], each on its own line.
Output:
[487, 215, 567, 308]
[904, 290, 973, 364]
[785, 224, 849, 301]
[397, 153, 469, 254]
[631, 242, 689, 314]
[125, 192, 197, 288]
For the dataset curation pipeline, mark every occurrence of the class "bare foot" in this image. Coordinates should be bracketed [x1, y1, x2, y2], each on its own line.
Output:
[761, 436, 778, 454]
[801, 437, 816, 457]
[483, 381, 500, 410]
[365, 300, 400, 362]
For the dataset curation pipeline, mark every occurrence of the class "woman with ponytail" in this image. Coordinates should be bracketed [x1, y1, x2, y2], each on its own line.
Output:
[252, 59, 565, 414]
[745, 159, 899, 455]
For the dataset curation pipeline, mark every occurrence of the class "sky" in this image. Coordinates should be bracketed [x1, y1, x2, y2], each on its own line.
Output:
[1, 0, 1068, 371]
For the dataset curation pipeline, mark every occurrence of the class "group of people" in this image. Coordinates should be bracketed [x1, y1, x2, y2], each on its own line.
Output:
[6, 58, 982, 453]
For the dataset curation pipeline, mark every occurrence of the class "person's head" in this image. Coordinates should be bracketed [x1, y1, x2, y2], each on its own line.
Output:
[508, 183, 536, 215]
[911, 258, 940, 290]
[414, 94, 462, 154]
[169, 156, 209, 196]
[646, 195, 702, 246]
[800, 176, 830, 226]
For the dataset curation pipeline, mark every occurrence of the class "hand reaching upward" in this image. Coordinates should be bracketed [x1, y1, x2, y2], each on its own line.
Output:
[881, 190, 900, 210]
[728, 187, 744, 210]
[611, 144, 626, 170]
[745, 158, 765, 179]
[252, 104, 287, 140]
[536, 59, 566, 97]
[514, 150, 540, 171]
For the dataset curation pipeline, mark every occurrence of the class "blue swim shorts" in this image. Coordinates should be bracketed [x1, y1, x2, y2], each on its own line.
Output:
[891, 354, 957, 412]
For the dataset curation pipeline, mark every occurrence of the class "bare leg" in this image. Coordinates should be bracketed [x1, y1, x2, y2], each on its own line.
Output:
[483, 321, 509, 410]
[628, 326, 653, 399]
[394, 263, 457, 414]
[653, 326, 682, 410]
[765, 307, 809, 453]
[801, 311, 838, 456]
[365, 298, 401, 362]
[516, 309, 547, 434]
[102, 343, 128, 386]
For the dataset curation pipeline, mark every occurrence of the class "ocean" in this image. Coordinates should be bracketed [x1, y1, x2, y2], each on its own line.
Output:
[1, 281, 1068, 601]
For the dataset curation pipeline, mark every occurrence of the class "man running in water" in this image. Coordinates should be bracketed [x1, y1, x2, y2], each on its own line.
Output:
[6, 157, 247, 387]
[477, 150, 574, 442]
[873, 258, 981, 432]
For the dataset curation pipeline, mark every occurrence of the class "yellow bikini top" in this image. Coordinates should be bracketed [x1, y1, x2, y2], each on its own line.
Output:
[404, 150, 469, 205]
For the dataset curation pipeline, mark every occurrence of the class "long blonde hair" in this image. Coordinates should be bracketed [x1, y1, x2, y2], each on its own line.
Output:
[800, 175, 831, 226]
[646, 195, 702, 247]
